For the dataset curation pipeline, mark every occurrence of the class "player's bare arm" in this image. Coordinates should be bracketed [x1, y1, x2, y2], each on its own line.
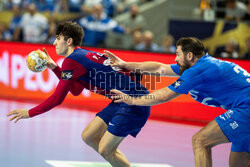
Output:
[111, 87, 181, 106]
[104, 50, 178, 77]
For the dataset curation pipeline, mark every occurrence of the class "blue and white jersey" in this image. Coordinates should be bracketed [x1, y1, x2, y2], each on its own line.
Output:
[169, 54, 250, 115]
[78, 13, 125, 46]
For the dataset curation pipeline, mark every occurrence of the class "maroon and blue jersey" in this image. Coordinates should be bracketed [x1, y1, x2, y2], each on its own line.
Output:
[29, 48, 148, 117]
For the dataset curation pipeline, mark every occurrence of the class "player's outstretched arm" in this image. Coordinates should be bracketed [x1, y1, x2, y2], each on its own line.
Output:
[110, 87, 181, 106]
[6, 80, 71, 122]
[7, 109, 30, 123]
[104, 50, 178, 76]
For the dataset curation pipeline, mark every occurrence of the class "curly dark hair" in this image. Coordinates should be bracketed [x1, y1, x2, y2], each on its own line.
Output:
[176, 37, 205, 58]
[56, 21, 84, 47]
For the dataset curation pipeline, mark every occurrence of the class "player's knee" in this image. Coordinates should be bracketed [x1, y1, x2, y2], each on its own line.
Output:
[192, 132, 209, 149]
[81, 131, 93, 146]
[98, 146, 113, 160]
[81, 131, 87, 141]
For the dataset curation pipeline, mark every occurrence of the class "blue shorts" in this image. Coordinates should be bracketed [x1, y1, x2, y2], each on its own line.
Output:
[96, 101, 150, 138]
[215, 107, 250, 153]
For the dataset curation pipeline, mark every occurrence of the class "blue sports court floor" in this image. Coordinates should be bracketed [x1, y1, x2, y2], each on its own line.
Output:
[0, 99, 231, 167]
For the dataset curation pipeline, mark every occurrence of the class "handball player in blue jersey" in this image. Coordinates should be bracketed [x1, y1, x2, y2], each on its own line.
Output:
[7, 22, 150, 167]
[106, 37, 250, 167]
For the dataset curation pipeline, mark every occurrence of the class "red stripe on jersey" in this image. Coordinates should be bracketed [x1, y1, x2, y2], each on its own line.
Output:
[85, 52, 140, 82]
[85, 52, 107, 64]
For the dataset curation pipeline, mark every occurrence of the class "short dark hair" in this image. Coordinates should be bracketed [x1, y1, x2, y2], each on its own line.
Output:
[56, 21, 84, 47]
[176, 37, 205, 58]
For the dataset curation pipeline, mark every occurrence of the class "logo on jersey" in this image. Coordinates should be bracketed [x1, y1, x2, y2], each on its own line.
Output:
[93, 55, 99, 60]
[86, 52, 106, 64]
[61, 70, 73, 80]
[230, 121, 239, 129]
[108, 122, 115, 126]
[219, 110, 234, 121]
[171, 78, 183, 89]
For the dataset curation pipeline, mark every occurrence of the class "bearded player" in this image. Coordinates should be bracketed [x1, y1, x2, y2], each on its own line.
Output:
[106, 37, 250, 167]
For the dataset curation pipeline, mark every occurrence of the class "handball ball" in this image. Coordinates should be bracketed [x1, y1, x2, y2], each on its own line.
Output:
[26, 50, 48, 72]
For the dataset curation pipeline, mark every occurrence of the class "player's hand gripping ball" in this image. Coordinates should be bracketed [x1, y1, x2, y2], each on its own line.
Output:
[26, 50, 48, 72]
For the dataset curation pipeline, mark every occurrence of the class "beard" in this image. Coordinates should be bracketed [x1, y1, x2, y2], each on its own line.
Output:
[178, 59, 191, 75]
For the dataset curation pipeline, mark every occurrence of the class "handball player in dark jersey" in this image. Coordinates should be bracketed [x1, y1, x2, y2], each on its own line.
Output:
[7, 22, 150, 167]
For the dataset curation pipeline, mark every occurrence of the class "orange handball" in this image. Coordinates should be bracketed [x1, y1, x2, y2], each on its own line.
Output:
[26, 50, 48, 72]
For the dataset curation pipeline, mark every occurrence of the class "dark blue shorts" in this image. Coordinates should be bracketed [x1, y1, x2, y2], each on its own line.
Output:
[96, 101, 150, 138]
[215, 106, 250, 153]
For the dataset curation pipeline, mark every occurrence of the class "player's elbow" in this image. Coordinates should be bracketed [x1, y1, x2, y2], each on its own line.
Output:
[51, 96, 64, 107]
[70, 91, 82, 96]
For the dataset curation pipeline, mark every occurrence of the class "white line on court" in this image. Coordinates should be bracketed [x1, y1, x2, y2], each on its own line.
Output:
[46, 160, 174, 167]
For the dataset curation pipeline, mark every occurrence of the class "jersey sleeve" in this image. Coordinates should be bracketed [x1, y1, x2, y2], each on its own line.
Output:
[61, 58, 87, 79]
[70, 80, 85, 96]
[28, 79, 73, 117]
[168, 68, 203, 94]
[170, 64, 180, 75]
[61, 58, 87, 95]
[51, 63, 85, 95]
[52, 65, 62, 79]
[28, 58, 87, 117]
